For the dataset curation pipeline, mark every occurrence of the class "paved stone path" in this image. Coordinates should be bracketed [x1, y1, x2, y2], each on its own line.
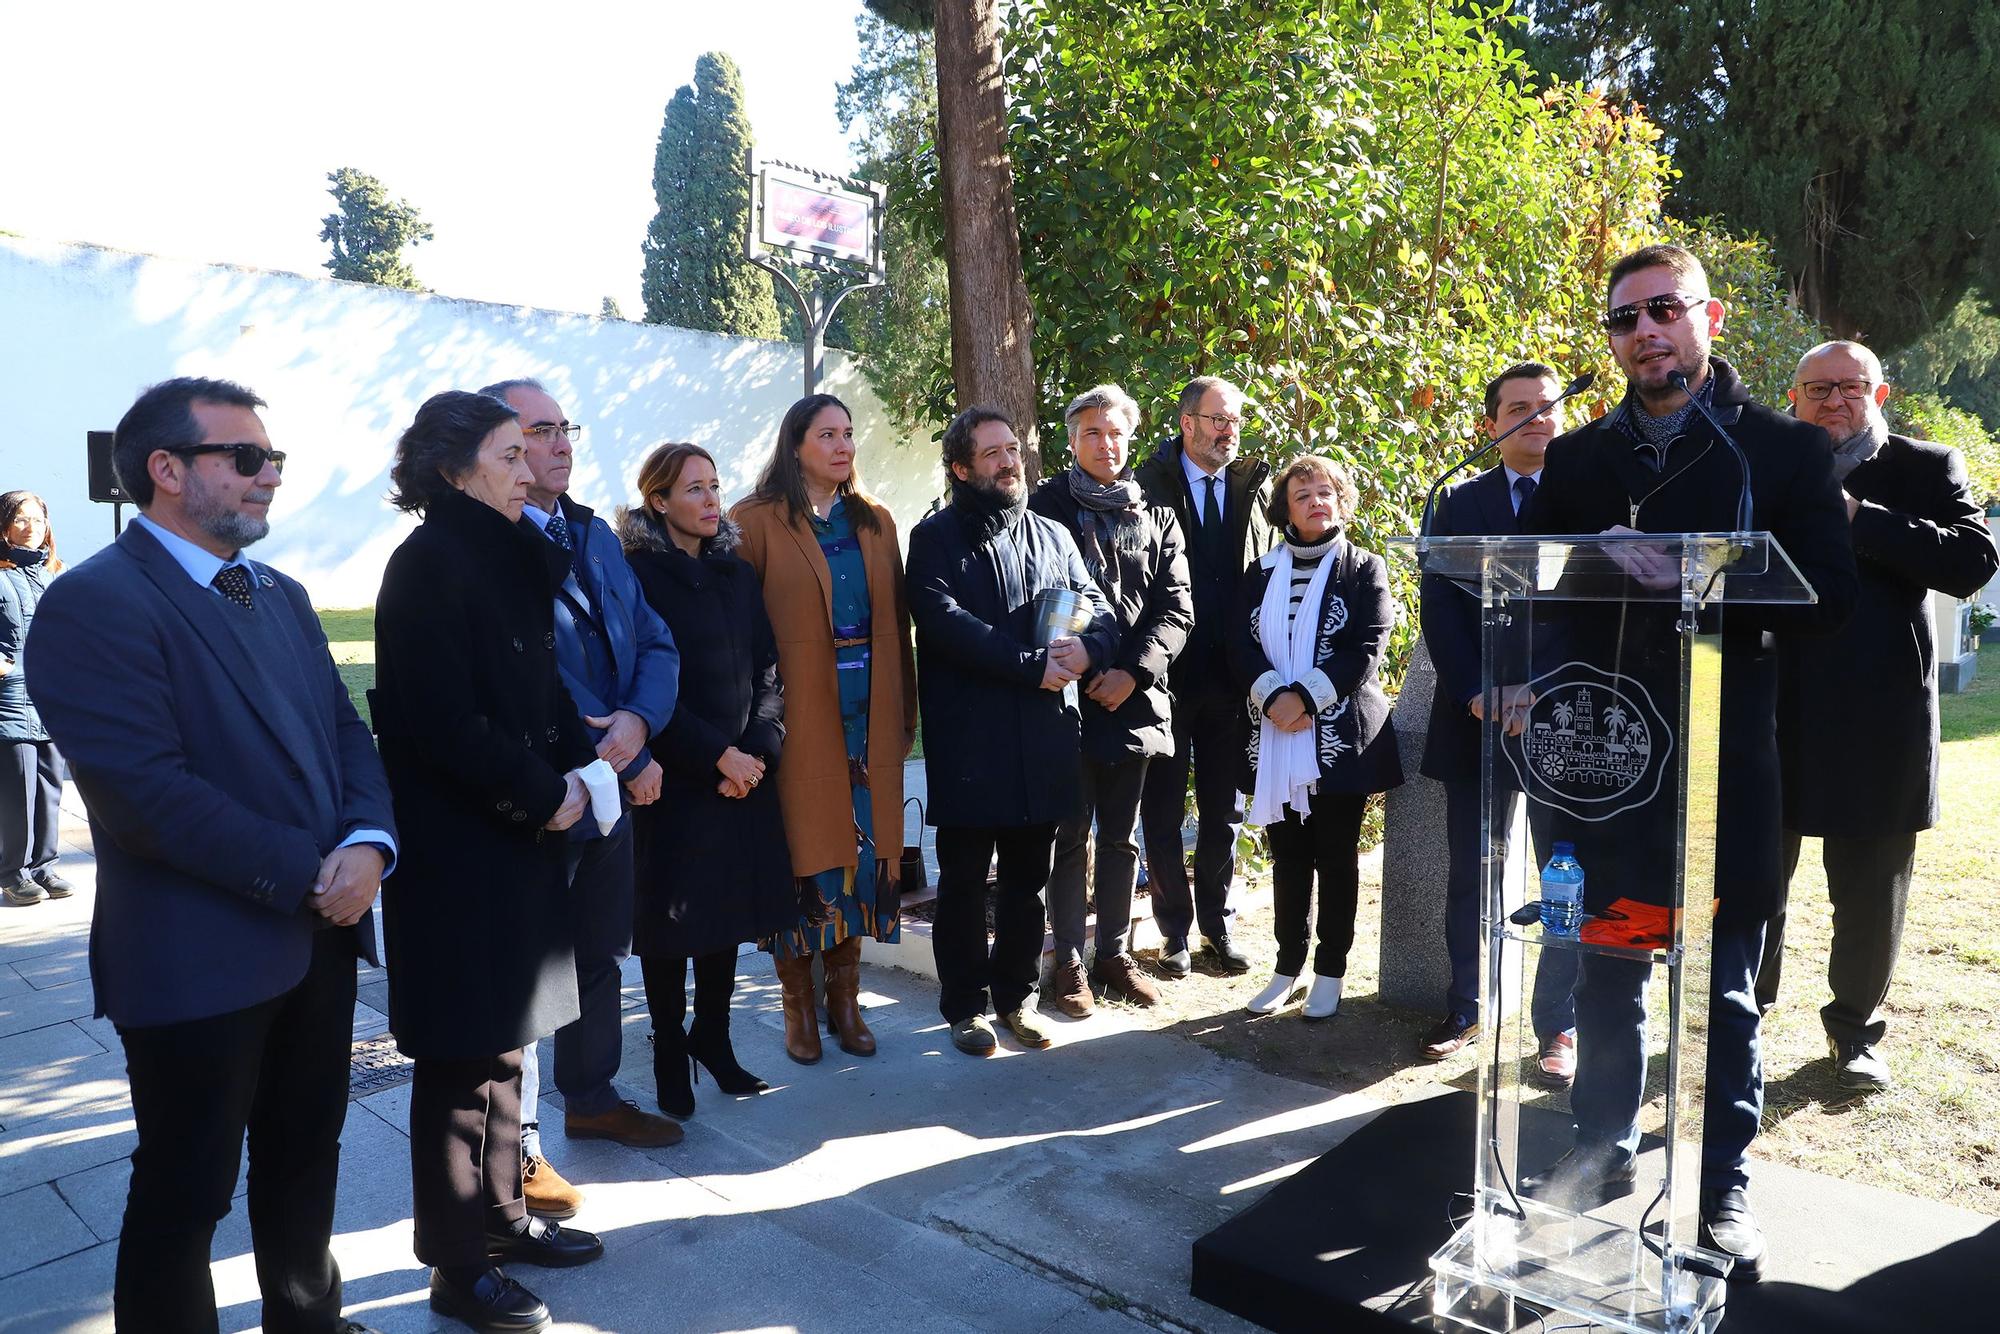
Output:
[0, 792, 1382, 1333]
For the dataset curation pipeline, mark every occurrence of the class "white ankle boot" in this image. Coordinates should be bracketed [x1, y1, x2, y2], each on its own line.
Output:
[1302, 974, 1344, 1020]
[1246, 973, 1302, 1015]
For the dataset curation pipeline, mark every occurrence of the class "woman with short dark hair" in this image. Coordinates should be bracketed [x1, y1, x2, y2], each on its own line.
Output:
[373, 390, 605, 1331]
[1229, 455, 1402, 1022]
[0, 491, 67, 906]
[619, 442, 794, 1116]
[730, 395, 916, 1065]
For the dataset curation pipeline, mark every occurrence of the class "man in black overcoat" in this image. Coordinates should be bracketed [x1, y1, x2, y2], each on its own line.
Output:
[1132, 376, 1276, 977]
[1517, 245, 1858, 1280]
[26, 377, 396, 1334]
[1760, 339, 1999, 1090]
[907, 406, 1116, 1057]
[1415, 362, 1577, 1071]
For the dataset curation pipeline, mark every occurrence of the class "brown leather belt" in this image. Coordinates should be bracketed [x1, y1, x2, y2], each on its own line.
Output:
[833, 636, 870, 649]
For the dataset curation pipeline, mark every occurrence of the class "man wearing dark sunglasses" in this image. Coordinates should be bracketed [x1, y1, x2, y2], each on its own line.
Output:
[1514, 245, 1859, 1281]
[23, 377, 396, 1334]
[1762, 340, 1998, 1092]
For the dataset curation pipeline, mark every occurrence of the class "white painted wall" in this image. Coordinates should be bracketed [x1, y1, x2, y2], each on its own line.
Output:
[1, 236, 945, 606]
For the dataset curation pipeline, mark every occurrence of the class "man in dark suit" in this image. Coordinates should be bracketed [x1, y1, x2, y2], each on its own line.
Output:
[1416, 363, 1578, 1071]
[24, 377, 396, 1334]
[1517, 245, 1858, 1279]
[480, 378, 683, 1198]
[1761, 340, 1999, 1091]
[1133, 377, 1275, 977]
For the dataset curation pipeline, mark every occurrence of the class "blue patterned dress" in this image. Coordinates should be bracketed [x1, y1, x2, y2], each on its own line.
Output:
[767, 503, 902, 958]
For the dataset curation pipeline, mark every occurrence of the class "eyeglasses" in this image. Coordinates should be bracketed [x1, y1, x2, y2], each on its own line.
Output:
[1795, 378, 1878, 402]
[1191, 412, 1243, 432]
[164, 443, 286, 476]
[523, 423, 583, 443]
[1601, 292, 1708, 335]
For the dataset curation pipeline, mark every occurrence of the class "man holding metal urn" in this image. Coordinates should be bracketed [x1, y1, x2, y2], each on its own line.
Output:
[906, 406, 1119, 1057]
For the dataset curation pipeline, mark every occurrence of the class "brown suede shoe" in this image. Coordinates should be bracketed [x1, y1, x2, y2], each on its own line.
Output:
[1092, 952, 1160, 1007]
[521, 1154, 583, 1220]
[1050, 957, 1094, 1017]
[564, 1099, 684, 1148]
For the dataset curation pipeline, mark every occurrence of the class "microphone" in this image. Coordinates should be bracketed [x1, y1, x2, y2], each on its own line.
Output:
[1668, 369, 1755, 533]
[1416, 372, 1596, 555]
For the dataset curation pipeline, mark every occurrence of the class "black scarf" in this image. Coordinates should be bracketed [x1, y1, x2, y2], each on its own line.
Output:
[950, 473, 1027, 546]
[5, 547, 47, 568]
[1065, 465, 1146, 577]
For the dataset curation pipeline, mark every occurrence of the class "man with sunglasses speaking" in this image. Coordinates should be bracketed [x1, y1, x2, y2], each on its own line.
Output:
[23, 377, 396, 1334]
[1515, 245, 1858, 1280]
[1759, 341, 1998, 1090]
[477, 379, 683, 1207]
[1133, 376, 1275, 978]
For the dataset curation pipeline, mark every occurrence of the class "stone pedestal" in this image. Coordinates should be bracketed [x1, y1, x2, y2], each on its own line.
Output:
[1378, 639, 1526, 1017]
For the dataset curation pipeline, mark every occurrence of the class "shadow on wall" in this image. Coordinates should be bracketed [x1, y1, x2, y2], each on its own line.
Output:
[3, 236, 943, 605]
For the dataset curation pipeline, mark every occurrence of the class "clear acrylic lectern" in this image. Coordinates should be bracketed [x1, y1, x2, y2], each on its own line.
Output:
[1395, 532, 1818, 1334]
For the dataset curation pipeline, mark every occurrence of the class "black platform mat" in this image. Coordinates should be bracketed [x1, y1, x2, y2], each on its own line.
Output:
[1191, 1089, 1999, 1333]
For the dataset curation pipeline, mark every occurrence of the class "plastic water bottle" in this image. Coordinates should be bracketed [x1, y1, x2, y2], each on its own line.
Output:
[1539, 843, 1584, 936]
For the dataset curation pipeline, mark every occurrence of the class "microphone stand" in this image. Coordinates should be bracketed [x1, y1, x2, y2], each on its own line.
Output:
[1414, 372, 1596, 559]
[1669, 368, 1755, 533]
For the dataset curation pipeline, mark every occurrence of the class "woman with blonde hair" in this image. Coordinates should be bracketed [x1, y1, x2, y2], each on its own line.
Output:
[1228, 455, 1402, 1020]
[1, 491, 67, 906]
[730, 394, 916, 1064]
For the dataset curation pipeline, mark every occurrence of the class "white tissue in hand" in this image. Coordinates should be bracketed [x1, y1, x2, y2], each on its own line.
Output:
[578, 758, 621, 834]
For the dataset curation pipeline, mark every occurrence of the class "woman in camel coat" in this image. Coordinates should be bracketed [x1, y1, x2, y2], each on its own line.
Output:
[731, 393, 917, 1065]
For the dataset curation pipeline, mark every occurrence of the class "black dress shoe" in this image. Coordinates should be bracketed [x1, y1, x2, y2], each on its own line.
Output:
[1699, 1185, 1766, 1283]
[429, 1266, 551, 1332]
[1201, 934, 1252, 976]
[1519, 1144, 1637, 1211]
[484, 1215, 605, 1267]
[1157, 937, 1191, 979]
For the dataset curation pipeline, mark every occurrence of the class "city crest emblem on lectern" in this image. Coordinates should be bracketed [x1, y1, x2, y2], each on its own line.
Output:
[1501, 662, 1673, 821]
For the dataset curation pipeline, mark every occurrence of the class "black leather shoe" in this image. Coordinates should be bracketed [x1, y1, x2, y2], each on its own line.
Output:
[1201, 934, 1252, 976]
[1520, 1144, 1637, 1211]
[1157, 937, 1191, 979]
[1700, 1185, 1766, 1283]
[429, 1266, 551, 1332]
[484, 1215, 605, 1268]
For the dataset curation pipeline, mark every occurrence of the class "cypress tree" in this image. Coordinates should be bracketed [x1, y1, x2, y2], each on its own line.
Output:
[640, 52, 782, 338]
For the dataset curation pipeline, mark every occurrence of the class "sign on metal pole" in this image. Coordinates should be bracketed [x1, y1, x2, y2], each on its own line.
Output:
[746, 155, 888, 396]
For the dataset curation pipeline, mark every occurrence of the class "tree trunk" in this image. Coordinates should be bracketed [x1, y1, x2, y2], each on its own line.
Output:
[934, 0, 1041, 474]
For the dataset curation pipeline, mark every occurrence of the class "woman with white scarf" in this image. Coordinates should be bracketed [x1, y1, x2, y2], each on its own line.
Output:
[1229, 456, 1402, 1019]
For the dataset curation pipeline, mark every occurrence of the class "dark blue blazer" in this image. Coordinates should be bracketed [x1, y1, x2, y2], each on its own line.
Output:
[1418, 465, 1521, 783]
[24, 521, 395, 1028]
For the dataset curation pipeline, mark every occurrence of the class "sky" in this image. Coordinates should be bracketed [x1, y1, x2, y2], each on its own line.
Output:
[1, 0, 870, 316]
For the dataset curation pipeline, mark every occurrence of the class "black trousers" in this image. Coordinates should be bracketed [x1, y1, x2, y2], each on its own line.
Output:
[552, 819, 634, 1117]
[1265, 794, 1368, 978]
[1, 739, 61, 876]
[1140, 692, 1247, 943]
[114, 929, 356, 1334]
[932, 824, 1056, 1023]
[409, 1048, 526, 1268]
[1757, 829, 1919, 1045]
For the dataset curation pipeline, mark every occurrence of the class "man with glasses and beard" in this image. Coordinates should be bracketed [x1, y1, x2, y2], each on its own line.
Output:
[1515, 246, 1856, 1280]
[1759, 341, 1998, 1091]
[1133, 376, 1275, 978]
[907, 406, 1117, 1056]
[25, 377, 396, 1334]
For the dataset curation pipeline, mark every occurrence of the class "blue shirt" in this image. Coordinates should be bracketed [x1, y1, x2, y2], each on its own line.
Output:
[1181, 448, 1226, 528]
[131, 513, 397, 874]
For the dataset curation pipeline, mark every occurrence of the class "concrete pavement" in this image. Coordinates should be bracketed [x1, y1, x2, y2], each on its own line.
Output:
[0, 791, 1384, 1334]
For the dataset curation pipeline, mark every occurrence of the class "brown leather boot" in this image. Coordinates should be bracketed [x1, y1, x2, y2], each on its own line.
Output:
[823, 936, 877, 1057]
[773, 952, 823, 1065]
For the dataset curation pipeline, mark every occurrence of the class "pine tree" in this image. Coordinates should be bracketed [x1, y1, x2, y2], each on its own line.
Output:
[319, 168, 432, 291]
[600, 296, 624, 320]
[640, 52, 781, 338]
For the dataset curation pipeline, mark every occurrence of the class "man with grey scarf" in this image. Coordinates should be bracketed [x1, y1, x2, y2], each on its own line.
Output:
[1029, 386, 1194, 1016]
[1761, 340, 1998, 1091]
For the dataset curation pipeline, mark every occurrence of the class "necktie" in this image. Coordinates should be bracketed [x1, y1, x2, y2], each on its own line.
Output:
[1202, 474, 1223, 532]
[1512, 474, 1537, 516]
[213, 564, 255, 609]
[545, 508, 573, 551]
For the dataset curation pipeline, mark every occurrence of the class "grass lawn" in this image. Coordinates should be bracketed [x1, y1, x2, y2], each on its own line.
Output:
[1133, 643, 2000, 1216]
[320, 607, 375, 728]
